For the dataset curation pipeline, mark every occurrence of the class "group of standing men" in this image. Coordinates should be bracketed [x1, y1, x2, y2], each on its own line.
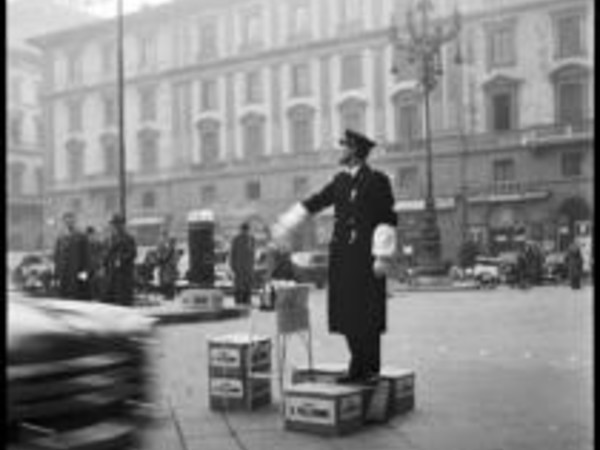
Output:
[53, 212, 137, 305]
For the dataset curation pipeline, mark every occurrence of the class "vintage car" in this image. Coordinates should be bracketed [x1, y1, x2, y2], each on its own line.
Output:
[7, 294, 157, 449]
[291, 251, 329, 289]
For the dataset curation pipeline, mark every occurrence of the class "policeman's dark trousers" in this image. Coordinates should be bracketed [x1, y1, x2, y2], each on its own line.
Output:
[344, 330, 381, 379]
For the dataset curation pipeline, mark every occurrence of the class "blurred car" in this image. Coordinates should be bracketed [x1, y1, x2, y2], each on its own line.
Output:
[291, 250, 329, 289]
[496, 251, 520, 286]
[543, 252, 568, 283]
[7, 293, 157, 449]
[472, 257, 501, 288]
[11, 252, 55, 296]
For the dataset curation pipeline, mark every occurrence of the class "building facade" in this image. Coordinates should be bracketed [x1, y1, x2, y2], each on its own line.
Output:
[32, 0, 594, 261]
[7, 0, 96, 252]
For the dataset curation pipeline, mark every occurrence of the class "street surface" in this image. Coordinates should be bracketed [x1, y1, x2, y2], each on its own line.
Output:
[142, 284, 593, 450]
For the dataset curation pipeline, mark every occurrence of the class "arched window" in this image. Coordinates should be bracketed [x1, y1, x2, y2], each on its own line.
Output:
[141, 190, 156, 210]
[551, 64, 590, 126]
[196, 119, 221, 165]
[483, 75, 521, 132]
[393, 90, 422, 144]
[65, 138, 85, 181]
[339, 98, 366, 134]
[138, 128, 159, 173]
[288, 105, 315, 154]
[241, 113, 266, 160]
[100, 133, 118, 175]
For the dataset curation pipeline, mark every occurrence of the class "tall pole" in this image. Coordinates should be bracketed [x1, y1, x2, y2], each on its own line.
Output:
[390, 0, 461, 276]
[117, 0, 127, 220]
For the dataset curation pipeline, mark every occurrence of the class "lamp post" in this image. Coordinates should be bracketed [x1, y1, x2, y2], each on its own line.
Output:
[116, 0, 127, 221]
[390, 0, 461, 275]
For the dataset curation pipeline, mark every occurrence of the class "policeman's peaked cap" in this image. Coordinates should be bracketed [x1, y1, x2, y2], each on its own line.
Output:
[339, 129, 377, 160]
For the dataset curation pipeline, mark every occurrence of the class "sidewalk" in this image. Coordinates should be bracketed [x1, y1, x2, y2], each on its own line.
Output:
[139, 286, 593, 450]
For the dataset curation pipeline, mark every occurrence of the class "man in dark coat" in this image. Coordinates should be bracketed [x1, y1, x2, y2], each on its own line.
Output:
[103, 213, 137, 306]
[53, 212, 91, 299]
[86, 226, 107, 300]
[229, 222, 256, 306]
[156, 230, 179, 300]
[566, 241, 584, 290]
[273, 129, 398, 382]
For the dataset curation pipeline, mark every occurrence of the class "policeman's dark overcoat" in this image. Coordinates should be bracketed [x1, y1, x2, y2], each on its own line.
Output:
[53, 230, 90, 299]
[103, 231, 137, 305]
[303, 165, 397, 335]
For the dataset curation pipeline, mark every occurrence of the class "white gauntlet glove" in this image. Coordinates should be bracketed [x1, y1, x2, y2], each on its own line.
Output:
[372, 224, 397, 278]
[271, 203, 309, 248]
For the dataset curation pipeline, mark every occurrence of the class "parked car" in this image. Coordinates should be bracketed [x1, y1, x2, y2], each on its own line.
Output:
[291, 250, 329, 289]
[472, 257, 501, 288]
[496, 251, 520, 286]
[7, 293, 156, 449]
[543, 252, 568, 283]
[11, 252, 55, 296]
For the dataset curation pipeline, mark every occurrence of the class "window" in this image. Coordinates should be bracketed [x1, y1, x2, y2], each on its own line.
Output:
[290, 1, 310, 37]
[66, 50, 82, 85]
[246, 181, 261, 200]
[197, 120, 220, 164]
[139, 86, 157, 122]
[104, 192, 117, 213]
[67, 100, 83, 132]
[291, 63, 311, 97]
[554, 12, 585, 58]
[561, 152, 583, 177]
[289, 105, 315, 154]
[101, 41, 115, 75]
[103, 95, 117, 127]
[139, 134, 158, 173]
[103, 140, 118, 175]
[486, 23, 516, 68]
[341, 53, 363, 90]
[66, 145, 84, 181]
[201, 79, 218, 111]
[293, 176, 309, 199]
[141, 191, 156, 209]
[397, 166, 418, 191]
[341, 0, 361, 24]
[71, 198, 82, 213]
[241, 8, 263, 47]
[394, 94, 422, 143]
[492, 158, 515, 183]
[339, 99, 366, 134]
[198, 21, 218, 59]
[553, 66, 589, 126]
[9, 163, 25, 195]
[35, 116, 44, 144]
[138, 33, 156, 69]
[9, 112, 23, 144]
[36, 167, 43, 194]
[201, 185, 216, 204]
[245, 71, 263, 104]
[172, 82, 192, 134]
[484, 77, 519, 132]
[242, 115, 265, 159]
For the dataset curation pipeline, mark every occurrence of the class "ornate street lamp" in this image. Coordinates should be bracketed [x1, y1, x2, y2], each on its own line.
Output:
[390, 0, 461, 276]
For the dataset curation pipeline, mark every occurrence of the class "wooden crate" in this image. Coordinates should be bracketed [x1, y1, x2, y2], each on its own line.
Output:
[284, 383, 363, 436]
[380, 368, 415, 417]
[208, 334, 271, 378]
[209, 377, 271, 411]
[180, 289, 224, 311]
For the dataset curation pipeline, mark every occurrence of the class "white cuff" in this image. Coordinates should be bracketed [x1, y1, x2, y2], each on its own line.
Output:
[272, 203, 310, 241]
[372, 224, 397, 258]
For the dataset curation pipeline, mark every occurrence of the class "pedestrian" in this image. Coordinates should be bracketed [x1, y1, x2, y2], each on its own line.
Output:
[103, 213, 137, 306]
[565, 241, 584, 290]
[272, 129, 398, 383]
[156, 230, 179, 300]
[53, 212, 91, 299]
[229, 222, 256, 306]
[516, 245, 529, 289]
[86, 226, 106, 300]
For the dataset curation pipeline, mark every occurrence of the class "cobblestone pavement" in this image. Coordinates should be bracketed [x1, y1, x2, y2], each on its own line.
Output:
[140, 284, 593, 450]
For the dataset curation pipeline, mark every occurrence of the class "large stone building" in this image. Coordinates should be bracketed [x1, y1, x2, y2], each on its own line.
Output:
[7, 0, 96, 251]
[31, 0, 593, 261]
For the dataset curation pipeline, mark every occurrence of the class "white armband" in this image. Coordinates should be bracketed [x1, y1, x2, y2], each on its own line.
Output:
[372, 224, 397, 258]
[272, 203, 310, 241]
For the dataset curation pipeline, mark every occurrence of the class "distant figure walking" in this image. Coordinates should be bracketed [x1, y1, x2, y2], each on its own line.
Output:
[230, 222, 256, 306]
[566, 241, 584, 290]
[53, 212, 90, 299]
[156, 230, 179, 300]
[103, 214, 137, 306]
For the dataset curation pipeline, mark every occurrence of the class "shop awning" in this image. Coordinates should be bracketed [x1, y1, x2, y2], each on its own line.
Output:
[468, 191, 550, 204]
